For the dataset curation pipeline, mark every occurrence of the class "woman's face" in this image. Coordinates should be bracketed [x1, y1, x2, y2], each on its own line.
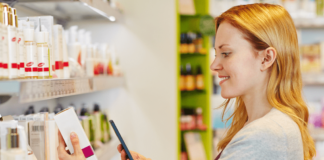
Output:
[210, 21, 264, 99]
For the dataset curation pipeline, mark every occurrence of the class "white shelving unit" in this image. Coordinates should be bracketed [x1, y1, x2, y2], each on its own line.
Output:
[12, 0, 122, 22]
[0, 76, 124, 103]
[294, 17, 324, 29]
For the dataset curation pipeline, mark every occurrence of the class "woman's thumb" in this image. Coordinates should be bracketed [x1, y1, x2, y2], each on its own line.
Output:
[70, 132, 83, 155]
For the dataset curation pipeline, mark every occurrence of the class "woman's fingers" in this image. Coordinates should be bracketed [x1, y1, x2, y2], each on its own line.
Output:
[58, 131, 66, 149]
[117, 144, 123, 153]
[121, 150, 127, 160]
[70, 132, 83, 156]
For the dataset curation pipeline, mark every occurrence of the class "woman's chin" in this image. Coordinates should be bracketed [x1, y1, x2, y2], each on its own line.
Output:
[221, 91, 236, 99]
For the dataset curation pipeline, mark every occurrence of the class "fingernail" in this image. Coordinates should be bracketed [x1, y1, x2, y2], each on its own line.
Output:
[71, 132, 76, 138]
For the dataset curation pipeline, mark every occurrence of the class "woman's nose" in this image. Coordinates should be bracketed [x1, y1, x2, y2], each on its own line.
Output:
[210, 57, 222, 72]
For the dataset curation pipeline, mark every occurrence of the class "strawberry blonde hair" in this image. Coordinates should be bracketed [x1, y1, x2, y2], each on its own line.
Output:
[215, 3, 315, 160]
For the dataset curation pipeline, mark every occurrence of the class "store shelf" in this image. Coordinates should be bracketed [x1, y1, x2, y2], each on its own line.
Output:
[180, 53, 206, 56]
[309, 128, 324, 141]
[95, 139, 119, 160]
[0, 76, 124, 103]
[12, 0, 122, 22]
[294, 17, 324, 28]
[302, 73, 324, 86]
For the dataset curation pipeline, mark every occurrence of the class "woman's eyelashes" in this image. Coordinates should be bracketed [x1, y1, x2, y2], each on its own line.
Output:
[221, 52, 231, 57]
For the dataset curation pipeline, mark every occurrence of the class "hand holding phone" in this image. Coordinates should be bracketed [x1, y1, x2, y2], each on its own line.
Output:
[109, 120, 134, 160]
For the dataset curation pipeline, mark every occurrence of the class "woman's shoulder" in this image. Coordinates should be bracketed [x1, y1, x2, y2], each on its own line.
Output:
[220, 108, 303, 160]
[244, 107, 301, 138]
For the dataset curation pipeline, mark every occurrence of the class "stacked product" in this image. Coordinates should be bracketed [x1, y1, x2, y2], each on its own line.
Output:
[180, 63, 205, 91]
[180, 107, 207, 131]
[0, 2, 121, 80]
[0, 103, 111, 160]
[180, 32, 206, 54]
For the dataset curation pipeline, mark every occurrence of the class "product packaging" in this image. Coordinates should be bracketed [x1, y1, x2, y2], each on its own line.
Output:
[1, 3, 9, 79]
[62, 30, 70, 79]
[7, 7, 18, 79]
[54, 107, 97, 160]
[17, 20, 27, 79]
[36, 31, 51, 79]
[53, 25, 64, 78]
[28, 113, 46, 160]
[68, 26, 82, 66]
[23, 25, 38, 79]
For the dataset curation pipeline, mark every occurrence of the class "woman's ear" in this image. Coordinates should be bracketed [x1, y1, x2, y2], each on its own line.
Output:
[260, 47, 277, 72]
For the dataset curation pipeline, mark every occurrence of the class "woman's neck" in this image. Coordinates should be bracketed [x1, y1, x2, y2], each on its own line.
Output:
[242, 85, 273, 127]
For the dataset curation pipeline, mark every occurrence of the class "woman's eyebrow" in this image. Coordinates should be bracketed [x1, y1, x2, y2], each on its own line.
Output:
[214, 44, 229, 50]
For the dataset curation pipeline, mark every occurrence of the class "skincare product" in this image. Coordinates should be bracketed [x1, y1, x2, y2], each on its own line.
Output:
[54, 107, 98, 160]
[36, 31, 51, 79]
[7, 7, 18, 79]
[23, 27, 38, 79]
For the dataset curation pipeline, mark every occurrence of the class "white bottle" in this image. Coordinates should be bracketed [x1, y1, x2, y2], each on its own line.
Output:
[36, 31, 50, 79]
[17, 20, 26, 79]
[53, 25, 64, 78]
[62, 30, 70, 79]
[0, 25, 4, 80]
[23, 28, 38, 79]
[7, 7, 18, 79]
[1, 4, 9, 79]
[68, 26, 81, 66]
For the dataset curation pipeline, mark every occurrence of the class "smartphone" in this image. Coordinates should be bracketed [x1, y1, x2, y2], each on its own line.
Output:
[109, 120, 134, 160]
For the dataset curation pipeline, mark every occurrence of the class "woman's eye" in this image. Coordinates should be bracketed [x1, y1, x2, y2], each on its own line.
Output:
[221, 52, 230, 57]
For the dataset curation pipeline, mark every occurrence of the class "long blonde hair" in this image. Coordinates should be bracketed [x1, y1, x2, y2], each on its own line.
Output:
[215, 3, 315, 160]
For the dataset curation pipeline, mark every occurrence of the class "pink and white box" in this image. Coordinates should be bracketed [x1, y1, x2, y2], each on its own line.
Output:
[54, 107, 97, 160]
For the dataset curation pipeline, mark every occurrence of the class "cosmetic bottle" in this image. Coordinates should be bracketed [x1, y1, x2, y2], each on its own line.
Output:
[36, 31, 51, 79]
[187, 32, 195, 54]
[17, 20, 26, 79]
[196, 107, 207, 130]
[185, 63, 195, 91]
[78, 29, 87, 67]
[2, 127, 26, 160]
[180, 33, 188, 54]
[23, 27, 38, 79]
[196, 33, 203, 53]
[196, 65, 204, 90]
[7, 7, 18, 79]
[0, 4, 5, 80]
[53, 25, 64, 78]
[68, 26, 82, 66]
[62, 30, 70, 79]
[1, 4, 9, 80]
[180, 66, 186, 91]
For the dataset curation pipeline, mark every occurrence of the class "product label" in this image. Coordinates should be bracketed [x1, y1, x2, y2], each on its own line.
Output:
[8, 27, 18, 78]
[0, 26, 3, 77]
[37, 45, 50, 77]
[2, 27, 8, 77]
[25, 44, 38, 77]
[18, 31, 25, 76]
[29, 121, 45, 160]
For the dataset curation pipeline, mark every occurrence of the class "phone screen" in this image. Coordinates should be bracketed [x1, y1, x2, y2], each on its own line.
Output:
[109, 120, 134, 160]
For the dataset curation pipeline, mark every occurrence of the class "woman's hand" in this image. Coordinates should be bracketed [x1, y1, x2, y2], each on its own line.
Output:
[57, 131, 86, 160]
[117, 144, 152, 160]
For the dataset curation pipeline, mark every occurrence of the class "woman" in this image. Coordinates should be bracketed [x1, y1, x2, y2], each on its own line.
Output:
[57, 3, 316, 160]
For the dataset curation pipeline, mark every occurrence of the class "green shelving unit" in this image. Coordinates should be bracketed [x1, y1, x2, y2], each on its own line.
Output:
[176, 0, 212, 159]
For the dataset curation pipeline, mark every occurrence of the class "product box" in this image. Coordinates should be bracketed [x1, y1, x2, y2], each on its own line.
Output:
[54, 107, 97, 160]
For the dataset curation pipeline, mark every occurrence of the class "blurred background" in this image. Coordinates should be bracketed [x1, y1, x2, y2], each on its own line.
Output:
[0, 0, 324, 160]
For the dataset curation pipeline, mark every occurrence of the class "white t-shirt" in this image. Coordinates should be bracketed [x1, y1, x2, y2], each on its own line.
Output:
[220, 107, 304, 160]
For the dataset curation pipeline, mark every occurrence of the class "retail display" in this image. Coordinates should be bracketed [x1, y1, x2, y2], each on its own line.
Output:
[180, 108, 207, 131]
[0, 103, 112, 160]
[178, 0, 212, 159]
[180, 63, 205, 91]
[0, 3, 121, 80]
[180, 32, 206, 54]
